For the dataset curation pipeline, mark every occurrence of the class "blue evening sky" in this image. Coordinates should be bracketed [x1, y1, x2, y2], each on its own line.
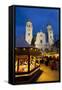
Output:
[16, 7, 60, 41]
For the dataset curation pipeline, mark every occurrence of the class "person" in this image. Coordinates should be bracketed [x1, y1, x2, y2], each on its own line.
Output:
[45, 56, 49, 66]
[51, 60, 57, 70]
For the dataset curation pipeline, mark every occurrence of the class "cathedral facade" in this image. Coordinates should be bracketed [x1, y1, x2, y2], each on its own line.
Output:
[35, 32, 46, 50]
[25, 20, 54, 51]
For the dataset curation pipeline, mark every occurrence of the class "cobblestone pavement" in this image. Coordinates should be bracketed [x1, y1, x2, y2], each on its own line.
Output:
[36, 64, 59, 82]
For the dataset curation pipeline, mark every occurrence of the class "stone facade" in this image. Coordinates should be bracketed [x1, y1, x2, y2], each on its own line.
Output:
[47, 25, 54, 46]
[35, 32, 46, 50]
[25, 20, 33, 44]
[25, 21, 54, 51]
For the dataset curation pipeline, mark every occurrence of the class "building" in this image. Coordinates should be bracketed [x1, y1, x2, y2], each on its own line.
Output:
[15, 36, 41, 83]
[25, 20, 54, 51]
[35, 32, 46, 51]
[25, 20, 33, 44]
[47, 24, 54, 46]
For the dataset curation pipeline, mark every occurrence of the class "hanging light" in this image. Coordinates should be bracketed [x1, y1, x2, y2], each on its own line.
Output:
[30, 48, 33, 50]
[23, 48, 26, 50]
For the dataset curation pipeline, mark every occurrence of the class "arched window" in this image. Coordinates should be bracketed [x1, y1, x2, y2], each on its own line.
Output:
[28, 33, 30, 36]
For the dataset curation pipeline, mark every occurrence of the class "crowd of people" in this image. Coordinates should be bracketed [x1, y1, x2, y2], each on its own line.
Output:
[40, 55, 59, 70]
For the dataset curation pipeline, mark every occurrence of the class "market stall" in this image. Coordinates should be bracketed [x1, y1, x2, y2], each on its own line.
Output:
[15, 47, 41, 83]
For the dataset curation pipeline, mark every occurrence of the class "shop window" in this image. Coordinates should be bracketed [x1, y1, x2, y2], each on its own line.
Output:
[36, 56, 40, 67]
[30, 56, 36, 71]
[36, 60, 40, 67]
[30, 56, 40, 71]
[15, 55, 28, 73]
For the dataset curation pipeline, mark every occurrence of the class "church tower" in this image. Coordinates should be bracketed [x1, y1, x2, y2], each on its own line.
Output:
[25, 20, 33, 44]
[47, 24, 54, 46]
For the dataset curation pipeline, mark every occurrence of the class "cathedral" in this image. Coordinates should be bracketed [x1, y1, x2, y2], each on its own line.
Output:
[25, 20, 54, 51]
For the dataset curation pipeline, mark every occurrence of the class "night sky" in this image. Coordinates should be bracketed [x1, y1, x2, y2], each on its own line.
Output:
[16, 6, 60, 42]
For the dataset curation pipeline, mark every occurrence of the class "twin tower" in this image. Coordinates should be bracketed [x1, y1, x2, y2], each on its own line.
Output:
[25, 20, 33, 45]
[25, 20, 54, 49]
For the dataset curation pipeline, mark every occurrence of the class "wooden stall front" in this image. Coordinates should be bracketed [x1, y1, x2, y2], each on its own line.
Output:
[15, 47, 41, 84]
